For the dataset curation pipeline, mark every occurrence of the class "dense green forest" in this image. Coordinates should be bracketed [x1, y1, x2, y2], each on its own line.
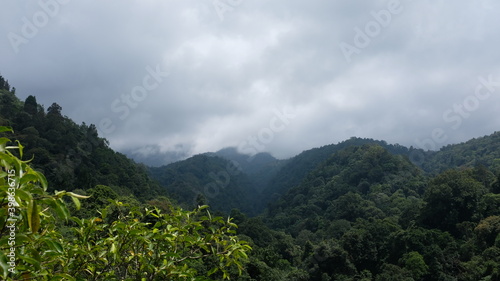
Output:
[1, 74, 500, 280]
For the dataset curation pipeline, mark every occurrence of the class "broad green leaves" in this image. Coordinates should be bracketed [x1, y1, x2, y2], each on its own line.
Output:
[62, 203, 251, 280]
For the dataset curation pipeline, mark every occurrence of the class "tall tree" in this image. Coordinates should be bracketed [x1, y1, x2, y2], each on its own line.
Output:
[0, 74, 10, 91]
[47, 102, 62, 116]
[23, 95, 38, 115]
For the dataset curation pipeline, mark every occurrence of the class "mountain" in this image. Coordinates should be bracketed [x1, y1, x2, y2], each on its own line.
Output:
[235, 142, 500, 280]
[215, 147, 279, 174]
[146, 132, 500, 217]
[418, 131, 500, 174]
[119, 137, 422, 216]
[149, 153, 260, 215]
[265, 144, 426, 234]
[259, 137, 414, 208]
[147, 147, 286, 215]
[259, 132, 500, 210]
[214, 147, 286, 193]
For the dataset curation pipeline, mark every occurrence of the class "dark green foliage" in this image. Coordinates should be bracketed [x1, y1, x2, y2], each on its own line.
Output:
[420, 131, 500, 174]
[0, 138, 251, 279]
[420, 169, 488, 234]
[266, 145, 423, 233]
[402, 251, 429, 280]
[215, 147, 287, 212]
[0, 74, 11, 91]
[260, 137, 413, 209]
[23, 95, 38, 115]
[151, 147, 287, 215]
[0, 88, 20, 121]
[244, 143, 500, 280]
[149, 154, 260, 215]
[375, 264, 413, 281]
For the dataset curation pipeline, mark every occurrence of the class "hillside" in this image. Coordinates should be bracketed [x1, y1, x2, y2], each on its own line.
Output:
[148, 147, 285, 215]
[214, 147, 286, 200]
[147, 132, 500, 217]
[0, 83, 168, 202]
[149, 153, 260, 215]
[233, 144, 500, 280]
[266, 144, 426, 234]
[260, 137, 413, 207]
[419, 131, 500, 174]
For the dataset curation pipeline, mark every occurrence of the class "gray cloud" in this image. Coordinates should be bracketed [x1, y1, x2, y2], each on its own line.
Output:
[2, 0, 500, 164]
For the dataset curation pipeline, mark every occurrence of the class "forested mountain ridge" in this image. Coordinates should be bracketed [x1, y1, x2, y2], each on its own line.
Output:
[147, 139, 413, 215]
[214, 147, 286, 195]
[149, 153, 261, 215]
[4, 71, 496, 215]
[0, 83, 168, 202]
[418, 131, 500, 174]
[259, 137, 413, 207]
[147, 131, 500, 218]
[214, 147, 278, 174]
[233, 144, 500, 280]
[266, 144, 426, 234]
[144, 123, 500, 280]
[260, 132, 500, 205]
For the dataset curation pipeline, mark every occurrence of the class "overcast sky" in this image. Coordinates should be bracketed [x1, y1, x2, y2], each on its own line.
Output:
[1, 0, 500, 164]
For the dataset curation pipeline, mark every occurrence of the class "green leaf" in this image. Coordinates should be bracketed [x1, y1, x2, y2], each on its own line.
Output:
[19, 173, 39, 186]
[44, 240, 64, 254]
[28, 199, 41, 233]
[0, 126, 13, 133]
[15, 188, 32, 202]
[37, 171, 48, 191]
[207, 267, 219, 276]
[66, 191, 91, 199]
[71, 216, 84, 227]
[15, 140, 24, 159]
[0, 153, 14, 166]
[28, 248, 41, 264]
[0, 137, 11, 148]
[53, 273, 76, 281]
[110, 243, 117, 254]
[0, 252, 10, 280]
[18, 255, 41, 271]
[54, 199, 70, 221]
[70, 196, 81, 210]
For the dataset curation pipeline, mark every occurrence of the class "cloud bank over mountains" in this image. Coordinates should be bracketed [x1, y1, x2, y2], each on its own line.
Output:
[1, 0, 500, 164]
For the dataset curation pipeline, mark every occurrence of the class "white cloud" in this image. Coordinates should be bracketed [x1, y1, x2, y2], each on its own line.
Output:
[2, 0, 500, 164]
